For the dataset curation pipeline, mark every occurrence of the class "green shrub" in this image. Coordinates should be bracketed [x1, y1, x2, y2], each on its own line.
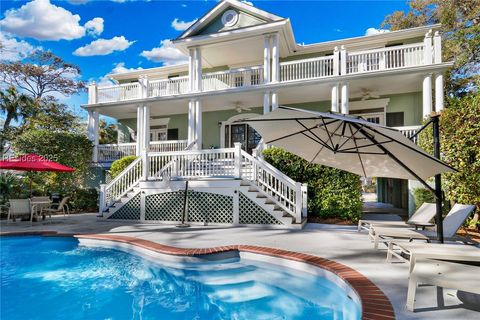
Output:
[70, 188, 98, 211]
[412, 188, 435, 210]
[262, 147, 363, 222]
[109, 156, 138, 178]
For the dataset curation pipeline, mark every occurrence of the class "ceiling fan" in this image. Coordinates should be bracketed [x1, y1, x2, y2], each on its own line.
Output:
[360, 88, 380, 100]
[233, 101, 252, 113]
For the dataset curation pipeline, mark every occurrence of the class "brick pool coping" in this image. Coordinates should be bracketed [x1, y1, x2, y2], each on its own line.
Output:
[1, 231, 395, 319]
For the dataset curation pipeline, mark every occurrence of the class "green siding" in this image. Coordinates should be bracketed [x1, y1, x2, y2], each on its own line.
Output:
[386, 92, 422, 125]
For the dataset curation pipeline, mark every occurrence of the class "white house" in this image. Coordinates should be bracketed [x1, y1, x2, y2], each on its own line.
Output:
[83, 0, 451, 228]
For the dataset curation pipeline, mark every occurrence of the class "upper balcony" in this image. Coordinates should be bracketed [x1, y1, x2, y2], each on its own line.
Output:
[89, 42, 433, 105]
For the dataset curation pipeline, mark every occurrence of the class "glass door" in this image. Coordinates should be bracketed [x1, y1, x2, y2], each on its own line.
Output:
[225, 123, 261, 154]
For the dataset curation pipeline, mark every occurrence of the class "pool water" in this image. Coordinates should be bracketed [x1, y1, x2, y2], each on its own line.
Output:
[1, 236, 360, 320]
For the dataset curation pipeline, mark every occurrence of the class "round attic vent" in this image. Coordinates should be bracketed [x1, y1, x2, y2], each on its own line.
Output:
[222, 10, 239, 27]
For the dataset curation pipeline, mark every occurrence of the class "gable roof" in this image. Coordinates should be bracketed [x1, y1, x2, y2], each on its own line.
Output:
[177, 0, 284, 40]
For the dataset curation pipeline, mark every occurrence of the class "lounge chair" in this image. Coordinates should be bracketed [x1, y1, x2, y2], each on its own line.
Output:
[406, 259, 480, 311]
[7, 199, 35, 223]
[358, 202, 436, 232]
[370, 204, 476, 249]
[42, 196, 70, 218]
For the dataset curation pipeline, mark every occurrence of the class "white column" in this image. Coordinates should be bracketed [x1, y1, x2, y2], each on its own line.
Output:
[331, 84, 339, 112]
[141, 105, 150, 181]
[263, 35, 271, 84]
[87, 110, 94, 141]
[92, 111, 99, 162]
[234, 142, 242, 178]
[138, 75, 148, 99]
[136, 105, 143, 156]
[423, 74, 433, 118]
[423, 30, 433, 65]
[340, 45, 347, 75]
[87, 82, 97, 104]
[271, 91, 279, 111]
[194, 100, 202, 149]
[263, 91, 270, 114]
[341, 83, 349, 114]
[188, 48, 195, 92]
[333, 46, 339, 76]
[435, 73, 444, 112]
[271, 33, 280, 83]
[433, 31, 442, 63]
[188, 99, 196, 145]
[195, 47, 202, 92]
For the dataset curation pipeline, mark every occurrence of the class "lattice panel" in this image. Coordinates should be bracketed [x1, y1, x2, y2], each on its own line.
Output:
[145, 191, 233, 223]
[108, 193, 140, 220]
[239, 192, 283, 225]
[145, 192, 184, 221]
[187, 191, 233, 224]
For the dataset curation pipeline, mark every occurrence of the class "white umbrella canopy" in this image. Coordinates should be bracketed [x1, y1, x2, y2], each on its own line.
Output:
[244, 107, 455, 185]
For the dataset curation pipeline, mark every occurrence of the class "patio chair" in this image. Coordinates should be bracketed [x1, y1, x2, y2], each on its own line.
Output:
[406, 259, 480, 311]
[42, 196, 70, 218]
[358, 202, 436, 232]
[7, 199, 35, 223]
[370, 204, 476, 249]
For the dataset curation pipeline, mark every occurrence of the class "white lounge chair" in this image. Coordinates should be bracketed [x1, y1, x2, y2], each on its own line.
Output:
[42, 196, 70, 218]
[358, 202, 436, 232]
[370, 204, 476, 249]
[406, 259, 480, 311]
[7, 199, 35, 223]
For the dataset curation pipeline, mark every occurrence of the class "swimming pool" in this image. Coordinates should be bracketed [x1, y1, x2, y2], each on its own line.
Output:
[1, 236, 361, 319]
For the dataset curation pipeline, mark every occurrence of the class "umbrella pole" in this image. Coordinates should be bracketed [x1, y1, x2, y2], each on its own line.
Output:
[432, 115, 444, 243]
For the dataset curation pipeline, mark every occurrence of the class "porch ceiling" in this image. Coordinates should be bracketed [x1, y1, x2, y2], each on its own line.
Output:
[96, 70, 427, 120]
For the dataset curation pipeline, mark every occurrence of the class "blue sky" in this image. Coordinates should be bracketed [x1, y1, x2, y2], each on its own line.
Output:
[0, 0, 409, 120]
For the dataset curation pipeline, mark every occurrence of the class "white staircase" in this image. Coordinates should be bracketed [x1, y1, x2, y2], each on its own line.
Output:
[99, 143, 307, 226]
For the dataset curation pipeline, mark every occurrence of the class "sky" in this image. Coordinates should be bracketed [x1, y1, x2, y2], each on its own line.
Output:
[0, 0, 410, 120]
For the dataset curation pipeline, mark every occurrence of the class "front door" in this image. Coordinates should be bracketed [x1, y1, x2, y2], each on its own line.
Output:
[227, 123, 261, 154]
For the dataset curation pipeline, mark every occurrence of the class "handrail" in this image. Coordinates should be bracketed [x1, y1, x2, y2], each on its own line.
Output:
[348, 42, 424, 56]
[280, 55, 334, 66]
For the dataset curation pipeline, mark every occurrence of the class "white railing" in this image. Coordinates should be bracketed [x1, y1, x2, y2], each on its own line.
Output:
[347, 43, 425, 74]
[97, 82, 140, 103]
[148, 76, 189, 97]
[97, 143, 136, 162]
[395, 125, 422, 144]
[100, 157, 143, 210]
[149, 140, 188, 153]
[280, 56, 335, 82]
[202, 66, 263, 92]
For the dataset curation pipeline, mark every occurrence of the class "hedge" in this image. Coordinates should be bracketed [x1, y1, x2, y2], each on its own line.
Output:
[109, 156, 138, 178]
[262, 147, 363, 222]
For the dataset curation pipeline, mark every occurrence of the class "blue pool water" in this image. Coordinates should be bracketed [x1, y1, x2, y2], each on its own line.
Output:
[1, 236, 361, 320]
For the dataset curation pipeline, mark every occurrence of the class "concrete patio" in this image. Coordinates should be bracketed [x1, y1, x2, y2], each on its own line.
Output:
[1, 213, 479, 320]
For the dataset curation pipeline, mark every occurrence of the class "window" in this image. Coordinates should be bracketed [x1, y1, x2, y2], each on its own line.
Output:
[221, 10, 239, 27]
[224, 123, 261, 154]
[386, 112, 405, 127]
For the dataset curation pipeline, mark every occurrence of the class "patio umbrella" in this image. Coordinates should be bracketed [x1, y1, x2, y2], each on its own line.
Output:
[0, 153, 75, 196]
[244, 106, 455, 240]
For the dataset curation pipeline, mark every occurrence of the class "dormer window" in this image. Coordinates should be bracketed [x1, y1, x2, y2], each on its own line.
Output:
[222, 10, 239, 27]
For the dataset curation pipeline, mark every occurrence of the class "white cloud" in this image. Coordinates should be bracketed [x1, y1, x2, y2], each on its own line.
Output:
[171, 18, 198, 31]
[0, 0, 103, 41]
[140, 39, 188, 66]
[0, 31, 39, 61]
[85, 17, 104, 36]
[97, 62, 144, 86]
[73, 36, 134, 56]
[365, 27, 390, 36]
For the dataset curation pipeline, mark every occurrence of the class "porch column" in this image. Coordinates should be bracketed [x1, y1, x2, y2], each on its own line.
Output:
[435, 73, 444, 112]
[340, 82, 349, 114]
[194, 100, 202, 149]
[333, 46, 340, 76]
[139, 75, 149, 99]
[340, 45, 347, 75]
[141, 105, 150, 181]
[263, 35, 271, 84]
[92, 111, 99, 162]
[331, 84, 339, 112]
[271, 91, 279, 111]
[87, 82, 97, 104]
[87, 110, 94, 141]
[188, 99, 196, 145]
[188, 48, 195, 92]
[433, 31, 442, 64]
[271, 33, 280, 83]
[136, 105, 144, 156]
[195, 47, 203, 92]
[422, 74, 433, 118]
[423, 30, 433, 65]
[263, 91, 270, 114]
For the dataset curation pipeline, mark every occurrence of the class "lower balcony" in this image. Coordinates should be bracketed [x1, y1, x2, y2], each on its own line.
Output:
[97, 140, 188, 163]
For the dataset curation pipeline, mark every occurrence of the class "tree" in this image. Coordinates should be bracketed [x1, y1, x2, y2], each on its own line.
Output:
[0, 50, 85, 100]
[24, 97, 82, 133]
[382, 0, 480, 96]
[99, 119, 118, 144]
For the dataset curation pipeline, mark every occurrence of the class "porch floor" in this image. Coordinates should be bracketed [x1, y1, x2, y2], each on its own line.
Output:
[1, 214, 478, 320]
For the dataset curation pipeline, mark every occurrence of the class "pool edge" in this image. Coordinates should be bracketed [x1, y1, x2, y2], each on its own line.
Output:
[1, 231, 396, 319]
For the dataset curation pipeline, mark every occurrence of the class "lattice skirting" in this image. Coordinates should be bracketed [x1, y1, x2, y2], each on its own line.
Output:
[146, 191, 233, 224]
[108, 193, 141, 220]
[239, 192, 282, 225]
